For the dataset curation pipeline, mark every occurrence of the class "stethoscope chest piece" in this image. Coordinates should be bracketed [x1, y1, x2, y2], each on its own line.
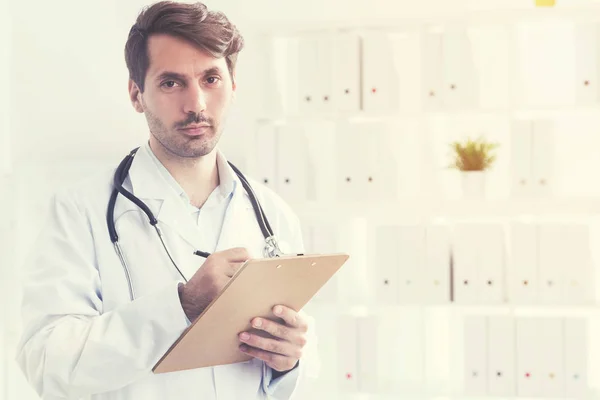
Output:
[263, 236, 283, 258]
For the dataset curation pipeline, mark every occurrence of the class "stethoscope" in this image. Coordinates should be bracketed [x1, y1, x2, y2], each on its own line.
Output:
[106, 147, 283, 301]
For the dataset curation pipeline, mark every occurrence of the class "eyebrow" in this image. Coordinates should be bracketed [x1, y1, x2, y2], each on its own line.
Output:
[155, 67, 225, 82]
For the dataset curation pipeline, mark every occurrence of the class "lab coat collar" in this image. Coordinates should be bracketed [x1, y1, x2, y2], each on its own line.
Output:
[128, 143, 243, 202]
[125, 142, 254, 257]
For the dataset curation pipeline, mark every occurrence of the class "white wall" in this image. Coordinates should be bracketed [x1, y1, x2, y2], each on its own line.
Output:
[9, 0, 142, 163]
[1, 0, 12, 397]
[1, 0, 10, 174]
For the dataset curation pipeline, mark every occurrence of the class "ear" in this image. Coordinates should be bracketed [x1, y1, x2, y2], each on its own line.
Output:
[128, 79, 144, 113]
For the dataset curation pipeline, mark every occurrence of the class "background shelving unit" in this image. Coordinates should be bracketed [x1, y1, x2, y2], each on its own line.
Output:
[231, 5, 600, 400]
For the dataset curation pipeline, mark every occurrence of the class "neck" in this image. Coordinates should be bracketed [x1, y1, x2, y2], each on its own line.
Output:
[149, 139, 219, 208]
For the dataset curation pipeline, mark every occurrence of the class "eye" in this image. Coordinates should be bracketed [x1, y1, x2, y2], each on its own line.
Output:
[161, 80, 181, 89]
[206, 76, 221, 86]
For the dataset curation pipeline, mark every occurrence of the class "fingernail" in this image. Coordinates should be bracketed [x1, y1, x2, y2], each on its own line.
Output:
[274, 306, 282, 315]
[253, 319, 262, 328]
[240, 344, 248, 352]
[240, 332, 250, 341]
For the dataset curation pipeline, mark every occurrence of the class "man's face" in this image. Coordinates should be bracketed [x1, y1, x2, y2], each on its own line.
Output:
[129, 34, 236, 159]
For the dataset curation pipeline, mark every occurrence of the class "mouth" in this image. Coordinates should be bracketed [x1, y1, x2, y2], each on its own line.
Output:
[178, 125, 212, 136]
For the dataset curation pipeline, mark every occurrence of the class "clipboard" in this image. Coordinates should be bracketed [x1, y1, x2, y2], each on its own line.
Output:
[153, 253, 349, 374]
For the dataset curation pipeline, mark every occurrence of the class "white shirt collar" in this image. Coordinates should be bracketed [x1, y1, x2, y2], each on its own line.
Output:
[143, 141, 237, 206]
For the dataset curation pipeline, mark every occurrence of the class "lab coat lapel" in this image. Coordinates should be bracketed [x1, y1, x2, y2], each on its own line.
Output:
[127, 145, 203, 260]
[155, 195, 203, 250]
[214, 188, 264, 258]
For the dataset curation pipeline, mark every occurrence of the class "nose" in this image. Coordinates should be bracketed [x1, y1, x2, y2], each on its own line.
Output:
[183, 83, 207, 115]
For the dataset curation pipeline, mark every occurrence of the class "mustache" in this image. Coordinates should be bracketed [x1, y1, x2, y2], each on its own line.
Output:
[174, 113, 213, 129]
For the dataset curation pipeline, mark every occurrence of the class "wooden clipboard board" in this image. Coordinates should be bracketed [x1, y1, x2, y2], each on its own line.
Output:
[153, 253, 349, 374]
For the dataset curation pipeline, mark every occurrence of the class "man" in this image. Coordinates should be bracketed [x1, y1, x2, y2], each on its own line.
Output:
[15, 2, 318, 399]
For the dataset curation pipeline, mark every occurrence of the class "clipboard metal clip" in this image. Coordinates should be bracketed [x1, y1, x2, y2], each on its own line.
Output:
[263, 236, 283, 258]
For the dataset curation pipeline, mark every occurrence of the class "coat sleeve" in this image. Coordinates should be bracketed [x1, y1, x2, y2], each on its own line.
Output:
[262, 211, 321, 399]
[15, 190, 190, 399]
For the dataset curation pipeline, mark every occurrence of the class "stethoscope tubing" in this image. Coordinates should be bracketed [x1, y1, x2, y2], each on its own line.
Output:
[107, 147, 280, 300]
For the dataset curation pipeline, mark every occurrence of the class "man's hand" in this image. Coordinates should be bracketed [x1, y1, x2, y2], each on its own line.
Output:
[179, 247, 250, 322]
[238, 305, 308, 373]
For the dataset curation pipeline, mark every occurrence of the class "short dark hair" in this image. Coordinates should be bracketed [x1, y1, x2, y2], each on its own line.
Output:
[125, 1, 244, 92]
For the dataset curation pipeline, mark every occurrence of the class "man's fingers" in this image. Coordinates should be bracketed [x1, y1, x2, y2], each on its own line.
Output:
[226, 262, 245, 277]
[238, 332, 302, 359]
[222, 247, 250, 262]
[270, 305, 308, 331]
[239, 344, 299, 372]
[248, 317, 292, 342]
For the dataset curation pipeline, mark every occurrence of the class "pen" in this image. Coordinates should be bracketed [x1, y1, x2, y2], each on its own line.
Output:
[193, 250, 211, 258]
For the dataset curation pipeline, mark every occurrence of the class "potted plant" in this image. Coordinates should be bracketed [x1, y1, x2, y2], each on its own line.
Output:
[448, 136, 499, 198]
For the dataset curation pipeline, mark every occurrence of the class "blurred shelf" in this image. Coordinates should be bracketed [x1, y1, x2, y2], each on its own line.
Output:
[246, 5, 600, 35]
[307, 303, 600, 317]
[291, 197, 600, 219]
[255, 104, 600, 125]
[448, 303, 600, 317]
[305, 391, 599, 400]
[256, 111, 505, 124]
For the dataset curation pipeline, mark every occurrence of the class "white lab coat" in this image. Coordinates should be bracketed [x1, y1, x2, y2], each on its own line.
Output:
[15, 146, 319, 400]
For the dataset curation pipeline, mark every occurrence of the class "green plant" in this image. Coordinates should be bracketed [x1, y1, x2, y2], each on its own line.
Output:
[449, 136, 499, 172]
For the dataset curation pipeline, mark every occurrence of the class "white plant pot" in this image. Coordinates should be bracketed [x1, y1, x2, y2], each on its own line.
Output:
[461, 171, 486, 198]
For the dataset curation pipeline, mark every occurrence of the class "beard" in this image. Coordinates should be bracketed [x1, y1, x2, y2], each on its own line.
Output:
[143, 105, 222, 159]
